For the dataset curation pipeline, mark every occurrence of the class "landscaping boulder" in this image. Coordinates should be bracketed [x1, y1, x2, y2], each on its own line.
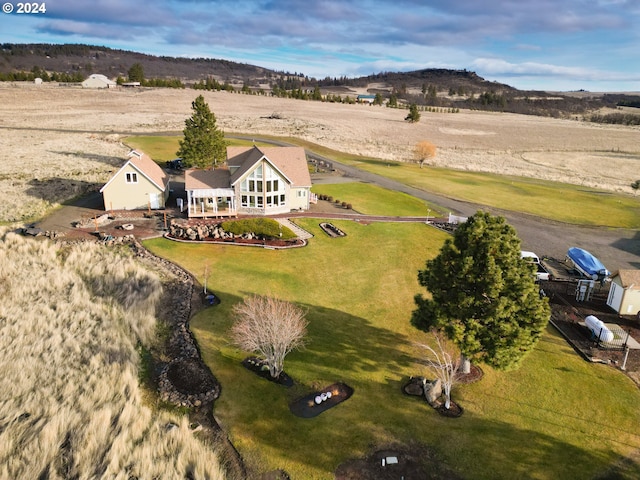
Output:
[403, 377, 426, 396]
[424, 378, 442, 406]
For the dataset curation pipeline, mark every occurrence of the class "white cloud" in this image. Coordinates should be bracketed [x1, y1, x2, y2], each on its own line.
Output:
[472, 58, 590, 77]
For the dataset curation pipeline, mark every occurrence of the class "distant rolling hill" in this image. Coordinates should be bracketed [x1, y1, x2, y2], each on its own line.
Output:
[1, 43, 638, 119]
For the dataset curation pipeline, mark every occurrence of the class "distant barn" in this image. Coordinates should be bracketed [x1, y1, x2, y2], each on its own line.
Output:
[82, 74, 117, 89]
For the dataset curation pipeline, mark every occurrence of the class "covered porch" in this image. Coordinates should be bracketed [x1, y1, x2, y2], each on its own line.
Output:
[186, 188, 237, 218]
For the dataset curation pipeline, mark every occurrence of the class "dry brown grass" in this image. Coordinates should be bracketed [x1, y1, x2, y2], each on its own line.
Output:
[1, 82, 639, 223]
[0, 230, 227, 479]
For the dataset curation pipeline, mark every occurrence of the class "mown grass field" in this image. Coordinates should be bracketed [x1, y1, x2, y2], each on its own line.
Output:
[128, 134, 640, 228]
[125, 136, 273, 162]
[311, 182, 447, 217]
[144, 201, 640, 479]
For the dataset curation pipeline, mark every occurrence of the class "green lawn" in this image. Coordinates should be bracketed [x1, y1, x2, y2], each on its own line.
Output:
[124, 135, 274, 162]
[144, 216, 640, 479]
[312, 182, 446, 217]
[345, 160, 640, 228]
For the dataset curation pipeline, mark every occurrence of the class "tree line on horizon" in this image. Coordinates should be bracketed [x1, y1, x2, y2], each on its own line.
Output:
[2, 42, 639, 122]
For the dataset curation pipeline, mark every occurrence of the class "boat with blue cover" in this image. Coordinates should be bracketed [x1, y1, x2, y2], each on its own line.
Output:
[566, 247, 610, 280]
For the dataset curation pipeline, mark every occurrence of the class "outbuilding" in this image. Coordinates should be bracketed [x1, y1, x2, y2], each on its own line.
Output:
[82, 74, 117, 89]
[606, 270, 640, 317]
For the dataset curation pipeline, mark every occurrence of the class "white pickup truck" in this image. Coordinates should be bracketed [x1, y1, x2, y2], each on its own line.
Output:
[521, 251, 550, 282]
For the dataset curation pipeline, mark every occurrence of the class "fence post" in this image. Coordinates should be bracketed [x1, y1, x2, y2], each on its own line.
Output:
[621, 346, 630, 371]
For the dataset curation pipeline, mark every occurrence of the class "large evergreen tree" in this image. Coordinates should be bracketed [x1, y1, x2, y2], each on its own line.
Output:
[412, 211, 550, 371]
[177, 95, 227, 169]
[405, 103, 421, 123]
[127, 63, 144, 83]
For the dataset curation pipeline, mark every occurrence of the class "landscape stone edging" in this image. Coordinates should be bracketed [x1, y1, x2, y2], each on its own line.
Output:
[127, 240, 222, 407]
[163, 232, 307, 249]
[50, 235, 220, 406]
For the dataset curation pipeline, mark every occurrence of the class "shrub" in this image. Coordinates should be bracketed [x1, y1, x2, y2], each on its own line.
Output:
[341, 201, 347, 208]
[346, 203, 353, 210]
[221, 218, 296, 239]
[327, 196, 333, 202]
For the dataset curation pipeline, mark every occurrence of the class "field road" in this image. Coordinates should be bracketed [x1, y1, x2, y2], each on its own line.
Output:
[232, 136, 640, 272]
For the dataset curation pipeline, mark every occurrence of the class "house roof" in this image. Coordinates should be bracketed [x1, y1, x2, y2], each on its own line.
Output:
[612, 270, 640, 289]
[227, 146, 311, 187]
[99, 150, 169, 193]
[185, 168, 232, 190]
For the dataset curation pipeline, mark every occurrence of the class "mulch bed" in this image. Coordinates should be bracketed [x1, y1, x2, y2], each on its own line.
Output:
[289, 382, 354, 418]
[241, 357, 294, 387]
[166, 357, 220, 395]
[436, 401, 464, 418]
[335, 442, 464, 480]
[202, 289, 221, 306]
[457, 364, 484, 384]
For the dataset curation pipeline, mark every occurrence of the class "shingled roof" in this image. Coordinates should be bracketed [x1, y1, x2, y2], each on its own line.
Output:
[613, 270, 640, 290]
[184, 168, 231, 190]
[100, 150, 168, 193]
[227, 146, 311, 187]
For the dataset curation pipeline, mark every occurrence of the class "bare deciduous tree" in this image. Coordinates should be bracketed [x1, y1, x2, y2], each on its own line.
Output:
[414, 141, 437, 168]
[231, 295, 308, 378]
[417, 330, 460, 409]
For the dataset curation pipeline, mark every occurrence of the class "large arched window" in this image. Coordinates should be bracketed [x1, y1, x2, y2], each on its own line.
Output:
[240, 163, 286, 208]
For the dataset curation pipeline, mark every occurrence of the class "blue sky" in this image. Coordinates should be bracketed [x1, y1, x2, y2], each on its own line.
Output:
[1, 0, 639, 91]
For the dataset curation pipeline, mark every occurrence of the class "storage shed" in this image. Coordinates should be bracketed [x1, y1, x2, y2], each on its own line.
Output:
[606, 270, 640, 317]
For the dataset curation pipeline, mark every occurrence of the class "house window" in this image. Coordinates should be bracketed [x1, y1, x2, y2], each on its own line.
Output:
[241, 194, 263, 208]
[297, 190, 306, 197]
[241, 163, 287, 206]
[125, 172, 138, 184]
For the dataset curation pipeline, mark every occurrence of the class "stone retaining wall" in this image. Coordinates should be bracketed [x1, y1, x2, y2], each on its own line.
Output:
[128, 241, 221, 408]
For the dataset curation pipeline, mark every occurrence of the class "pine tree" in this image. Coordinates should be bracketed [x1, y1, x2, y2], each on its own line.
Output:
[177, 95, 227, 169]
[127, 63, 144, 83]
[412, 211, 550, 371]
[405, 103, 421, 123]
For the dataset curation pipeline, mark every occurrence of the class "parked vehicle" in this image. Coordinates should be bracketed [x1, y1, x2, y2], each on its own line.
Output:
[521, 251, 550, 282]
[166, 158, 183, 170]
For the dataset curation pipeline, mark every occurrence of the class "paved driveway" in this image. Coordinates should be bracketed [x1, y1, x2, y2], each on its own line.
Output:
[307, 153, 640, 272]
